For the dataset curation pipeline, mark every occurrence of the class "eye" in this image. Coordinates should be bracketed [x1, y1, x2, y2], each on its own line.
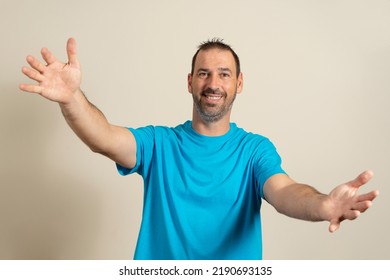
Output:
[198, 71, 208, 78]
[220, 72, 230, 79]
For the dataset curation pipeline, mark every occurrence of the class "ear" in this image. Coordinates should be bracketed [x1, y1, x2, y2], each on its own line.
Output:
[236, 72, 244, 94]
[187, 73, 193, 93]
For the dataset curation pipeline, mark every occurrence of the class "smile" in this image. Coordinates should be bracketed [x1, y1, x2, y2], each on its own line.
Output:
[205, 95, 223, 100]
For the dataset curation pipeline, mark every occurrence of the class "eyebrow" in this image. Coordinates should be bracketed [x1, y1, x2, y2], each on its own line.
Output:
[218, 67, 232, 73]
[197, 67, 232, 73]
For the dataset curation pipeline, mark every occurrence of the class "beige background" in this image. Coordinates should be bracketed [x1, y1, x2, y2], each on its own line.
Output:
[1, 0, 389, 259]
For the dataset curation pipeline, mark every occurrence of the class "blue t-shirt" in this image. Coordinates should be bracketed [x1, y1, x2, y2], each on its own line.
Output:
[117, 121, 285, 260]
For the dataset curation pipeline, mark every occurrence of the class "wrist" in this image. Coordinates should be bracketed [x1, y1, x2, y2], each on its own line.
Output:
[59, 88, 86, 119]
[316, 194, 333, 222]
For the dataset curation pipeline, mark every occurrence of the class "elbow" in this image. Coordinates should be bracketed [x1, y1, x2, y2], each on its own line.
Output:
[89, 145, 100, 153]
[272, 202, 289, 216]
[88, 144, 107, 156]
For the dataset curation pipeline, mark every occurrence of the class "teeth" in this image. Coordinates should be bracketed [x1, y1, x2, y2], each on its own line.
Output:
[206, 95, 222, 100]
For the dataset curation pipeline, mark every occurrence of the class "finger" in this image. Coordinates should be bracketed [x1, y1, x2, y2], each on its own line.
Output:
[66, 38, 79, 67]
[41, 47, 57, 65]
[352, 200, 372, 213]
[21, 66, 44, 82]
[329, 220, 340, 233]
[356, 190, 379, 203]
[19, 83, 43, 94]
[343, 209, 360, 220]
[347, 170, 374, 189]
[26, 55, 45, 73]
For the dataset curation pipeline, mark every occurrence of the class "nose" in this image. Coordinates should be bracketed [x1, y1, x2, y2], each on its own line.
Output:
[206, 73, 220, 91]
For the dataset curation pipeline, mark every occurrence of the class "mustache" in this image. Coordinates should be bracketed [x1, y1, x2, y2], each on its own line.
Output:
[201, 88, 225, 96]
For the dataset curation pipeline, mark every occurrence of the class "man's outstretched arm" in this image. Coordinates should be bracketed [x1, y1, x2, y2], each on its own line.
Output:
[263, 170, 379, 232]
[20, 38, 136, 169]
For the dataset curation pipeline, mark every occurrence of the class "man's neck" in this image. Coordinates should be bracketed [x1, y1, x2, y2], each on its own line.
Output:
[191, 113, 231, 136]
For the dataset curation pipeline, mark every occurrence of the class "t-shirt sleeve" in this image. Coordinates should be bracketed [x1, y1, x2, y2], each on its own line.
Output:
[254, 138, 286, 199]
[116, 126, 155, 177]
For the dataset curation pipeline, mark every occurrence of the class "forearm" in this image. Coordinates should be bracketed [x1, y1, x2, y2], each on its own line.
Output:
[265, 172, 379, 232]
[274, 183, 328, 222]
[20, 38, 136, 168]
[264, 175, 328, 222]
[59, 89, 114, 154]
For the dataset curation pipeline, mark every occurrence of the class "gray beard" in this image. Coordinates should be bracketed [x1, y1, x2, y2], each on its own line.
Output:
[193, 93, 236, 123]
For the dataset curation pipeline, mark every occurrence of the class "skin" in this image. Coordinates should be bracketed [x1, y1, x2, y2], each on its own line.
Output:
[187, 48, 243, 136]
[20, 38, 379, 233]
[20, 38, 136, 169]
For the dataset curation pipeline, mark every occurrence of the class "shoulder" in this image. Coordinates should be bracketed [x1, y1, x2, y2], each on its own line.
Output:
[129, 121, 188, 140]
[233, 126, 282, 162]
[233, 124, 272, 146]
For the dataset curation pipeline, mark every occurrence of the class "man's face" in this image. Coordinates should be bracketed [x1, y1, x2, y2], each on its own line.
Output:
[188, 48, 243, 123]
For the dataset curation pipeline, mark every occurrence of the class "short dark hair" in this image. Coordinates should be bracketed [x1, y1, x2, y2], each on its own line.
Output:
[191, 38, 241, 77]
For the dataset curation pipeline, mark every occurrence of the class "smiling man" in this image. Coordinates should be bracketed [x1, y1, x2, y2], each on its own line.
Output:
[188, 42, 243, 130]
[20, 38, 379, 260]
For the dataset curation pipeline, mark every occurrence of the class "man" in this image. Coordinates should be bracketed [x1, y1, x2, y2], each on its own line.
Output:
[20, 38, 379, 260]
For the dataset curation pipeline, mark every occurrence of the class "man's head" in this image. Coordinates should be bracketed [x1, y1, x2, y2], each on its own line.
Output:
[188, 38, 243, 124]
[191, 38, 241, 78]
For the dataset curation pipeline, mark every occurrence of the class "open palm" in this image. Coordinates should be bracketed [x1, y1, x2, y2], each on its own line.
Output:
[20, 38, 81, 104]
[325, 170, 379, 232]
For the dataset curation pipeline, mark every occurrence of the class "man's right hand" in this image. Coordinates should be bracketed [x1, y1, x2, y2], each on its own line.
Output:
[19, 38, 81, 104]
[20, 38, 137, 170]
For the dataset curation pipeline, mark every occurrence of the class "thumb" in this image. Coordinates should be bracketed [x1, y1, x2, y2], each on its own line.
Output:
[66, 38, 79, 67]
[347, 170, 374, 189]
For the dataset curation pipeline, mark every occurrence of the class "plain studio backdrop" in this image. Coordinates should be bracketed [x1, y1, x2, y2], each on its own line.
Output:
[1, 0, 389, 259]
